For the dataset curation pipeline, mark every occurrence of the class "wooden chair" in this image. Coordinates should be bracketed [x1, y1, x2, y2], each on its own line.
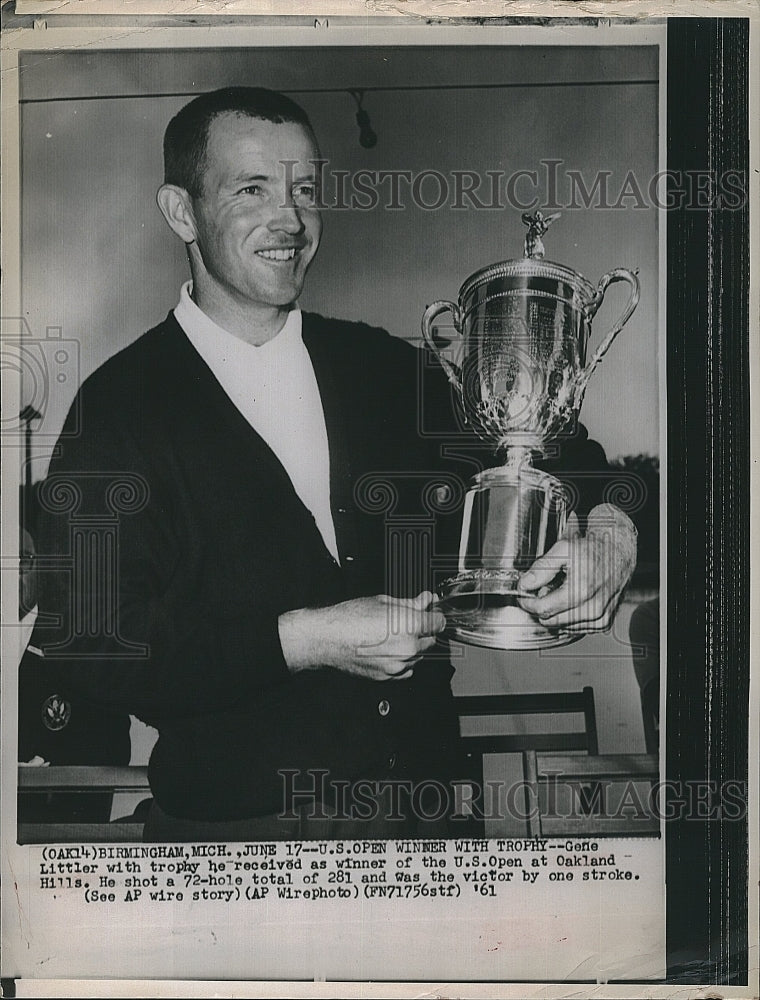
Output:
[522, 752, 660, 837]
[454, 687, 599, 833]
[17, 765, 151, 844]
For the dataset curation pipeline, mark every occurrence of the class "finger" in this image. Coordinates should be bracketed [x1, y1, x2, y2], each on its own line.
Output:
[544, 603, 618, 631]
[544, 613, 611, 632]
[537, 589, 616, 629]
[390, 651, 423, 671]
[519, 571, 604, 619]
[419, 609, 446, 636]
[377, 595, 430, 638]
[391, 590, 436, 611]
[535, 598, 609, 628]
[558, 618, 613, 635]
[576, 619, 613, 634]
[389, 595, 443, 637]
[539, 574, 626, 628]
[518, 540, 571, 593]
[381, 634, 437, 664]
[416, 633, 440, 653]
[563, 510, 582, 539]
[391, 665, 415, 680]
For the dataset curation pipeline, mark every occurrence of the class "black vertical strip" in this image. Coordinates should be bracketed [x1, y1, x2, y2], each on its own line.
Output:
[666, 18, 750, 983]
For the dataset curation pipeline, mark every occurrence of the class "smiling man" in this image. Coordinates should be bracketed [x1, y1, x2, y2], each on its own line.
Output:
[33, 87, 635, 842]
[158, 105, 322, 344]
[34, 88, 465, 841]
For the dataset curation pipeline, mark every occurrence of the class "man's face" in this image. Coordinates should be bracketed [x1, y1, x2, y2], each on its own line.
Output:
[189, 113, 322, 312]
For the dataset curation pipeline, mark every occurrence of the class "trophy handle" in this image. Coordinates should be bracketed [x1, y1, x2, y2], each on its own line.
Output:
[421, 300, 463, 391]
[579, 268, 640, 393]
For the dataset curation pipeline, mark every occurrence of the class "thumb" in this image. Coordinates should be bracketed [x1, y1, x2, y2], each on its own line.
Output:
[403, 590, 436, 611]
[518, 540, 571, 593]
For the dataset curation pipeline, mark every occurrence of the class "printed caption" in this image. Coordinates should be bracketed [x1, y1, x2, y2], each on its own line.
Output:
[37, 838, 643, 905]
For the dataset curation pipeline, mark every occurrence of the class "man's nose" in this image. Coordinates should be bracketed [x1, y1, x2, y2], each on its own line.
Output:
[268, 197, 305, 234]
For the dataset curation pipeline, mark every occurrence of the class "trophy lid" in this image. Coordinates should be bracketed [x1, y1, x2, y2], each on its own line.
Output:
[458, 211, 597, 306]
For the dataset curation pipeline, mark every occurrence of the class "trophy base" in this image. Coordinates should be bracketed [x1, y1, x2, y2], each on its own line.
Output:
[437, 572, 582, 650]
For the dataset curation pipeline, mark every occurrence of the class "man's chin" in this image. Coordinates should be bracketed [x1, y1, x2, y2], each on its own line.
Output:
[258, 278, 307, 309]
[263, 290, 303, 309]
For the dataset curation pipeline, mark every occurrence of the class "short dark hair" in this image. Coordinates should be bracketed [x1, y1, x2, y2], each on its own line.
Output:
[163, 87, 315, 198]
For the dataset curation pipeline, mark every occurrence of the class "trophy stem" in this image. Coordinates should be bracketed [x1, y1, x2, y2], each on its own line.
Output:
[496, 444, 535, 472]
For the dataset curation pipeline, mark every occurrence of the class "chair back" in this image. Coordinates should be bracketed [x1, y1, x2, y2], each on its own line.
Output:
[523, 752, 660, 837]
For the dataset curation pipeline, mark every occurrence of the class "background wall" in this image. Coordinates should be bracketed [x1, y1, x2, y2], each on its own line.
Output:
[20, 44, 659, 479]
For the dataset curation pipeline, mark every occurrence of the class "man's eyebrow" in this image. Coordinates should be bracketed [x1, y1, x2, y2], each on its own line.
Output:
[230, 172, 271, 185]
[229, 169, 318, 186]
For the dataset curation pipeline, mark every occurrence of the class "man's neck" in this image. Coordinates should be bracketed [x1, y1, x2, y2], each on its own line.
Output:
[191, 283, 294, 346]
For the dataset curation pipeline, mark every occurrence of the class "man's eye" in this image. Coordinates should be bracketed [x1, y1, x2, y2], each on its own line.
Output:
[293, 184, 317, 205]
[240, 185, 264, 196]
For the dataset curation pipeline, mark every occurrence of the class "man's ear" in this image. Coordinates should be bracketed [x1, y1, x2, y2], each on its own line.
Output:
[156, 184, 197, 244]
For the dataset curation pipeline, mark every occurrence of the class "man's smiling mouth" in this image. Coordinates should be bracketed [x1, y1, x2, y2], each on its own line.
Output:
[255, 248, 297, 261]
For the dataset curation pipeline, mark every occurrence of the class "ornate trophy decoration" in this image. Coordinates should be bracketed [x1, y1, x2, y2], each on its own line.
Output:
[422, 212, 640, 649]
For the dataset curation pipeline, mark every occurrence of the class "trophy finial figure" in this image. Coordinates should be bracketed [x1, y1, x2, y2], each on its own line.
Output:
[522, 210, 561, 259]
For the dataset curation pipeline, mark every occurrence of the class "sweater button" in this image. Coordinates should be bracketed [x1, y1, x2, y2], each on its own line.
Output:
[377, 699, 390, 717]
[387, 753, 397, 769]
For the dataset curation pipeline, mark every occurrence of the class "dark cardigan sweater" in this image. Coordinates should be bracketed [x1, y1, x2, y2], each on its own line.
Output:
[33, 311, 610, 821]
[34, 313, 467, 820]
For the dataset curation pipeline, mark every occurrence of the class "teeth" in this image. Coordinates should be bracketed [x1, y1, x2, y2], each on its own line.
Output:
[256, 248, 296, 261]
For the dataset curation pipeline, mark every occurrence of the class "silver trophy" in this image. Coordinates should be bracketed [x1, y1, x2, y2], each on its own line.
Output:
[422, 212, 640, 649]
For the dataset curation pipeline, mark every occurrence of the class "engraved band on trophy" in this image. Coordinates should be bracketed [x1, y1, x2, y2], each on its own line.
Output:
[422, 212, 640, 649]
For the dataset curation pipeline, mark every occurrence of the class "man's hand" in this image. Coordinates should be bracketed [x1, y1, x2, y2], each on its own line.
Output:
[517, 503, 637, 632]
[279, 591, 445, 681]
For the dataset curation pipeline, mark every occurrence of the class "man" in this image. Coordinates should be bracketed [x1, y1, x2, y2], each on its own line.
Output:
[34, 88, 635, 841]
